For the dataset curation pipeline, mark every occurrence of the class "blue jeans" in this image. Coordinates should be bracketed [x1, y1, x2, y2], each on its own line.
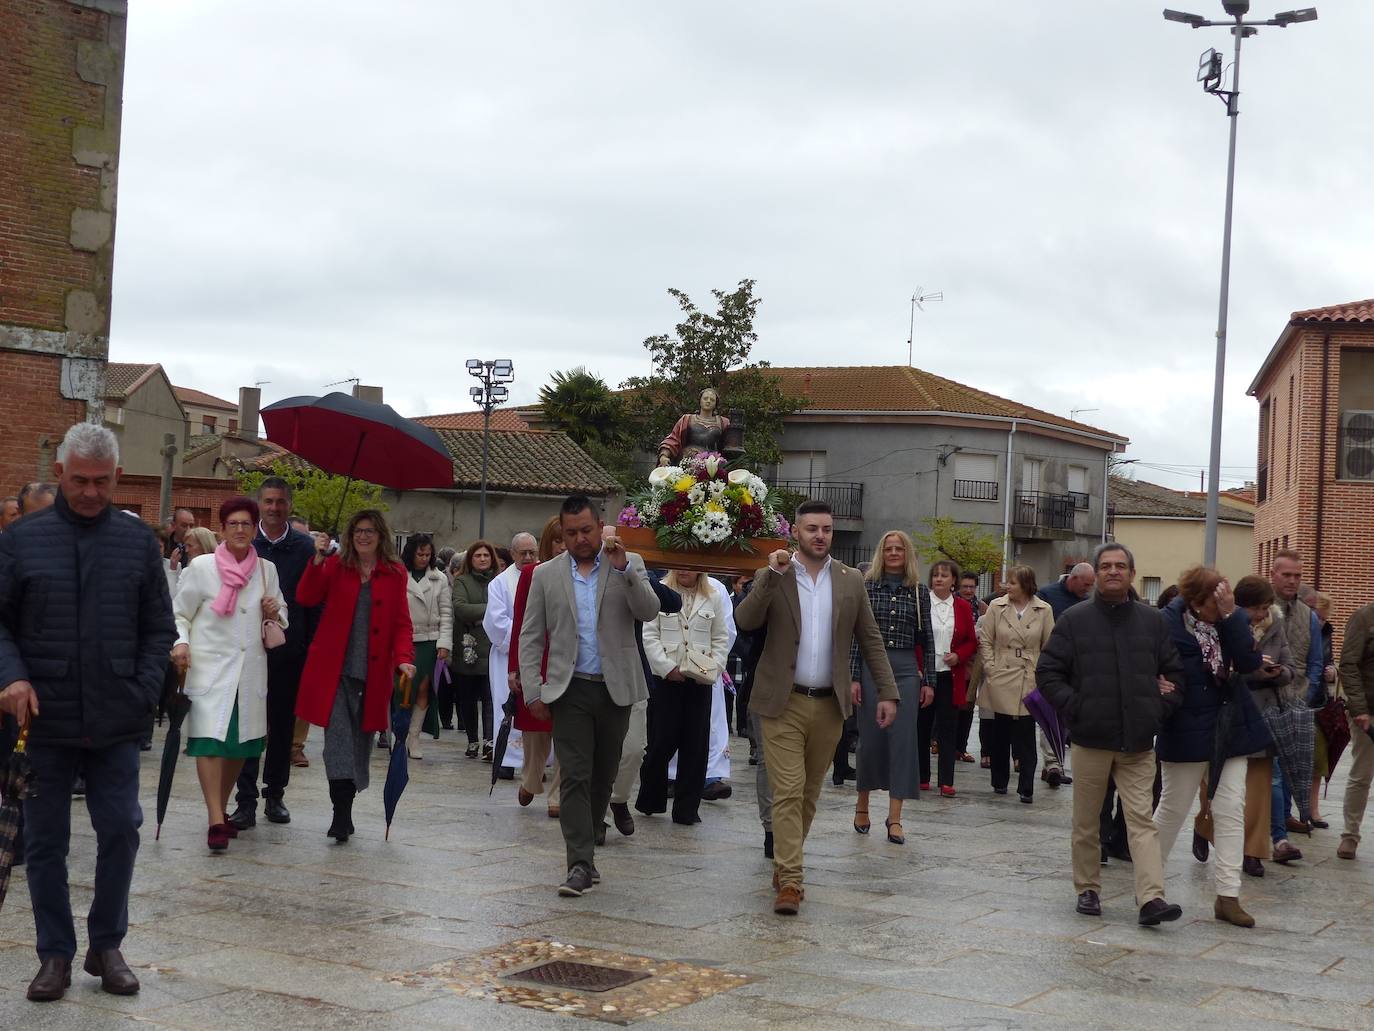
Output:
[1271, 761, 1292, 844]
[24, 741, 142, 961]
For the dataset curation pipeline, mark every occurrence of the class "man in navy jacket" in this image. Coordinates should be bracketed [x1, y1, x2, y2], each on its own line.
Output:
[0, 424, 175, 1002]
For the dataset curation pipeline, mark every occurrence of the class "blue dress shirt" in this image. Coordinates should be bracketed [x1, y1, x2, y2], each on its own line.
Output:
[571, 551, 603, 675]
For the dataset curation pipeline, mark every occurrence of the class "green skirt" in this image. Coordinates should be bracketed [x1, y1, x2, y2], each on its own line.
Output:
[187, 699, 265, 759]
[394, 639, 441, 739]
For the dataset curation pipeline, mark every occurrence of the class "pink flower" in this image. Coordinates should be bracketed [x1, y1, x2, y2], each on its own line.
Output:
[617, 505, 642, 528]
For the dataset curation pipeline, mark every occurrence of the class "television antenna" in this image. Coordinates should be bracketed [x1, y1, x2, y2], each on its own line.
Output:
[323, 376, 360, 391]
[908, 287, 943, 366]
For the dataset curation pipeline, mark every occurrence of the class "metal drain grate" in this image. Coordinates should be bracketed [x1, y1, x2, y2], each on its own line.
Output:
[503, 960, 650, 993]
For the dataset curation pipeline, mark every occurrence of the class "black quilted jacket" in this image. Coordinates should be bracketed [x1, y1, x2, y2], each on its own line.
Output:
[0, 493, 176, 748]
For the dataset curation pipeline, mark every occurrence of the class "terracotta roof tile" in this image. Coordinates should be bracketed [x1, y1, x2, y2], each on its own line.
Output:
[184, 433, 223, 461]
[1109, 478, 1253, 524]
[174, 385, 237, 411]
[760, 366, 1125, 440]
[104, 362, 159, 400]
[415, 409, 529, 431]
[1291, 298, 1374, 323]
[433, 428, 620, 495]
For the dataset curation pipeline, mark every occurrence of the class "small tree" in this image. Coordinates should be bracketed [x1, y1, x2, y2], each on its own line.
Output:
[538, 367, 638, 490]
[621, 279, 803, 468]
[912, 517, 1006, 576]
[236, 460, 386, 533]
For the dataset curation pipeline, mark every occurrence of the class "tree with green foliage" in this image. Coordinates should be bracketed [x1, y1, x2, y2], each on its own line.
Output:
[236, 460, 386, 533]
[621, 279, 803, 468]
[912, 517, 1006, 575]
[537, 367, 638, 490]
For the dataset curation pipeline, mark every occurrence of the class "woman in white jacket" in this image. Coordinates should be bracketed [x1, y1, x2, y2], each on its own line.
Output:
[401, 534, 453, 759]
[171, 497, 288, 853]
[635, 570, 731, 825]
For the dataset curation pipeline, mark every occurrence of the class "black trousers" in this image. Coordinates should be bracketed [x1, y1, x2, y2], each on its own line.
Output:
[636, 677, 712, 822]
[917, 672, 959, 788]
[458, 673, 493, 744]
[987, 713, 1036, 797]
[236, 648, 306, 807]
[550, 677, 630, 870]
[435, 671, 458, 728]
[956, 707, 975, 755]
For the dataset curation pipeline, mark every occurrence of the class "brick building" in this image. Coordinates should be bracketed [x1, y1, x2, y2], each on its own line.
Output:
[0, 0, 127, 492]
[1247, 298, 1374, 636]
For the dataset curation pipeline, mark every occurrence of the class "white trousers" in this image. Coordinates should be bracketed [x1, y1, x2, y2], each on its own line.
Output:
[1154, 756, 1247, 899]
[611, 699, 648, 806]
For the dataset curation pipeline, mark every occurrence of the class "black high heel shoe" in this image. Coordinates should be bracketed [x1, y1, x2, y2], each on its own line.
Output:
[854, 808, 871, 834]
[885, 819, 905, 845]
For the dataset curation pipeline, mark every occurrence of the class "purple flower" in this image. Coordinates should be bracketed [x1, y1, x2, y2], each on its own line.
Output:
[617, 505, 642, 528]
[773, 514, 790, 538]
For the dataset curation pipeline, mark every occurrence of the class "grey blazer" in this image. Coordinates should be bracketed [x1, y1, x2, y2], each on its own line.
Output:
[518, 550, 661, 707]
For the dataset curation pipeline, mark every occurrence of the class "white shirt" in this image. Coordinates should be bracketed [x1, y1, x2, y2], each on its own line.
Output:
[931, 592, 955, 672]
[782, 556, 833, 688]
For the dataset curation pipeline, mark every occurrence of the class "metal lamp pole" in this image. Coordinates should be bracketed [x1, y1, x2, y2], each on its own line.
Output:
[467, 358, 513, 538]
[1163, 2, 1316, 564]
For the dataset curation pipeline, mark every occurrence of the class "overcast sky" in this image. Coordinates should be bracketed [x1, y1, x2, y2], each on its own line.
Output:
[110, 1, 1373, 490]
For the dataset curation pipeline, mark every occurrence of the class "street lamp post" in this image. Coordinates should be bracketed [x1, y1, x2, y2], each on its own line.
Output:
[467, 358, 514, 538]
[1162, 2, 1316, 565]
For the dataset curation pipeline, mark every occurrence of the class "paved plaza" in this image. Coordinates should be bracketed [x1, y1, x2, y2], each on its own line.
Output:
[4, 725, 1374, 1031]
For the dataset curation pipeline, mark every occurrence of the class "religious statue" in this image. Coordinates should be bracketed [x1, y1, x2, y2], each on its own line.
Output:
[656, 387, 745, 466]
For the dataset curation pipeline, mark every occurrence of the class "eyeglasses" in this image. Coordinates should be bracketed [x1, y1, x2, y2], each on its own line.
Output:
[352, 528, 379, 538]
[224, 521, 254, 531]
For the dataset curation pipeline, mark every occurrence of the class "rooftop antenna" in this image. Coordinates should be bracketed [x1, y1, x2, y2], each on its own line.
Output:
[254, 379, 271, 389]
[323, 376, 360, 391]
[908, 287, 943, 366]
[1070, 408, 1099, 421]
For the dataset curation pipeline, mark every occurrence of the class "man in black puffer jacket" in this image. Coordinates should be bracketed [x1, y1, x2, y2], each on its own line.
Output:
[0, 423, 175, 1003]
[1036, 542, 1184, 929]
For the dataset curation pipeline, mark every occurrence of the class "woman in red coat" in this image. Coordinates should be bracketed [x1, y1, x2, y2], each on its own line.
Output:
[921, 559, 980, 796]
[507, 516, 563, 816]
[296, 509, 415, 842]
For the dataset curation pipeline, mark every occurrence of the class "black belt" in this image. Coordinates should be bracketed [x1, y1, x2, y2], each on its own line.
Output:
[793, 684, 835, 698]
[574, 672, 606, 683]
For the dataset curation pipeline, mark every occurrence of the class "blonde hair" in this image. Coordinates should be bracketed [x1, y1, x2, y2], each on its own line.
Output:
[864, 530, 921, 588]
[185, 527, 218, 557]
[664, 569, 704, 601]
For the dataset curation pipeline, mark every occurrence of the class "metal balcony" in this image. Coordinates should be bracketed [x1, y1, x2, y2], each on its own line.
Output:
[1012, 491, 1077, 541]
[773, 480, 863, 520]
[952, 479, 999, 501]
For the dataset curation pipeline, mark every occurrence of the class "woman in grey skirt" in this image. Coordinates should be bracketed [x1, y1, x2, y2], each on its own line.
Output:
[850, 530, 936, 844]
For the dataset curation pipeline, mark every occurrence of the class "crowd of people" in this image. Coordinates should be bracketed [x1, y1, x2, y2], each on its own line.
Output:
[3, 421, 1374, 1000]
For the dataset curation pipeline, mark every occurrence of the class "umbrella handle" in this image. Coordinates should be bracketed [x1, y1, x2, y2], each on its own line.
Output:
[15, 723, 29, 755]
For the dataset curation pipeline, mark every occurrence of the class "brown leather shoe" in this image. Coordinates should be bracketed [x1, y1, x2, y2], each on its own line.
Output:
[83, 948, 140, 995]
[518, 787, 534, 807]
[547, 805, 560, 819]
[1214, 895, 1255, 928]
[773, 885, 802, 915]
[610, 802, 635, 836]
[1272, 839, 1303, 864]
[1338, 837, 1358, 860]
[26, 957, 71, 1001]
[291, 745, 309, 768]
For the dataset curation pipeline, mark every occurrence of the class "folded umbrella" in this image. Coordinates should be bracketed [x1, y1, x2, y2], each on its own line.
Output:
[260, 392, 454, 533]
[0, 725, 34, 913]
[1262, 696, 1315, 831]
[383, 672, 414, 841]
[155, 669, 191, 841]
[488, 693, 517, 797]
[1022, 687, 1066, 769]
[1315, 697, 1351, 787]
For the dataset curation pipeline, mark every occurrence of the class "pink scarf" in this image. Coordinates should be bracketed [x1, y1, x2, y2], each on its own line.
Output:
[211, 541, 258, 617]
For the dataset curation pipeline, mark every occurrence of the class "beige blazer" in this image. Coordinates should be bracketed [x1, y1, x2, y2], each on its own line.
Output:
[977, 594, 1054, 717]
[518, 550, 661, 707]
[735, 560, 898, 720]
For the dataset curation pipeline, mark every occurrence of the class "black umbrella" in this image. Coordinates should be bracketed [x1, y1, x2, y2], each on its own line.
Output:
[383, 672, 416, 841]
[260, 392, 454, 533]
[0, 725, 34, 913]
[155, 671, 191, 841]
[488, 694, 517, 797]
[1262, 697, 1315, 832]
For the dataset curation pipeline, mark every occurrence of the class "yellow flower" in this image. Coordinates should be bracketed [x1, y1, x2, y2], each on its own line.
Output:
[706, 500, 725, 513]
[740, 490, 754, 506]
[674, 476, 695, 493]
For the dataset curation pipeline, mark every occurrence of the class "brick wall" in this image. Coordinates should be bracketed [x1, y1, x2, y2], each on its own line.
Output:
[1253, 324, 1374, 642]
[112, 474, 242, 529]
[0, 0, 127, 492]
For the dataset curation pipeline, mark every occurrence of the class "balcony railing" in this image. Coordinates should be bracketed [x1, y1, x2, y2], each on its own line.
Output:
[831, 543, 872, 568]
[952, 479, 999, 501]
[1067, 490, 1090, 511]
[1013, 491, 1076, 531]
[772, 480, 863, 520]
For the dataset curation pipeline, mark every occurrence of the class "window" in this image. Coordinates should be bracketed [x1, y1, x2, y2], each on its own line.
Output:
[779, 451, 827, 483]
[953, 453, 999, 501]
[1338, 349, 1374, 481]
[1067, 464, 1089, 509]
[1257, 397, 1271, 502]
[228, 418, 238, 434]
[201, 415, 216, 432]
[1286, 375, 1295, 489]
[1142, 576, 1162, 605]
[1020, 458, 1043, 493]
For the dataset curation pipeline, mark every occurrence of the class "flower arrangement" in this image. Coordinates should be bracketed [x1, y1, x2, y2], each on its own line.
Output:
[620, 451, 789, 552]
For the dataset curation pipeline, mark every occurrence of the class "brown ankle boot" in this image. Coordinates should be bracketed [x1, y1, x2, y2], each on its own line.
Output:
[1214, 895, 1255, 928]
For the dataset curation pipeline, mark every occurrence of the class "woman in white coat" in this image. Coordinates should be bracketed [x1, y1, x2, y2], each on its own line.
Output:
[401, 534, 453, 760]
[635, 570, 731, 825]
[171, 497, 288, 853]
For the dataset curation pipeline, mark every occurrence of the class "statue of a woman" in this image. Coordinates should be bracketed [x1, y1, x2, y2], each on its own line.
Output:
[657, 387, 729, 466]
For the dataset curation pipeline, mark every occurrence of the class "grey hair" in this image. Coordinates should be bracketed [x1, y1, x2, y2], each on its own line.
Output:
[511, 531, 536, 551]
[1092, 541, 1134, 571]
[56, 422, 119, 467]
[1070, 562, 1095, 578]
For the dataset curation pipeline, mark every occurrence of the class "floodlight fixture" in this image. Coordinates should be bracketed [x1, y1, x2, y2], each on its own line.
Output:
[465, 359, 482, 374]
[1273, 7, 1317, 24]
[1164, 9, 1206, 26]
[492, 358, 514, 379]
[1198, 48, 1223, 88]
[1221, 0, 1251, 16]
[470, 385, 483, 401]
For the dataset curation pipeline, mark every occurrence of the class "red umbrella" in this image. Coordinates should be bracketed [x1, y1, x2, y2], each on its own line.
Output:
[261, 392, 454, 530]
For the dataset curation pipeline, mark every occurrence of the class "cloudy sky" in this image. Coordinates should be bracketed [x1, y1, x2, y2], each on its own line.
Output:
[110, 1, 1373, 490]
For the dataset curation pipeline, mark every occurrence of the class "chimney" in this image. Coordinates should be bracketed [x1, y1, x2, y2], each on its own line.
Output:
[803, 373, 812, 396]
[237, 386, 260, 440]
[353, 383, 384, 404]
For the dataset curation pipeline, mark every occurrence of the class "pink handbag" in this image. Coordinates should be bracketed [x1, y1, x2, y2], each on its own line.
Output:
[260, 562, 286, 650]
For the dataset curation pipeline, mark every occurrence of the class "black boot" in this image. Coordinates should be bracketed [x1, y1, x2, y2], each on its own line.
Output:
[327, 779, 356, 843]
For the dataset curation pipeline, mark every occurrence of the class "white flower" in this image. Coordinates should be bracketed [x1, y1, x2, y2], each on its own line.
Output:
[708, 480, 727, 498]
[704, 455, 721, 478]
[727, 469, 751, 485]
[648, 466, 682, 487]
[687, 483, 707, 505]
[747, 474, 768, 500]
[691, 510, 732, 545]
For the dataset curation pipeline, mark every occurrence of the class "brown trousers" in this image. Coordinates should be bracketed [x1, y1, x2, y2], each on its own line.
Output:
[1195, 756, 1271, 859]
[759, 691, 845, 889]
[1070, 745, 1165, 903]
